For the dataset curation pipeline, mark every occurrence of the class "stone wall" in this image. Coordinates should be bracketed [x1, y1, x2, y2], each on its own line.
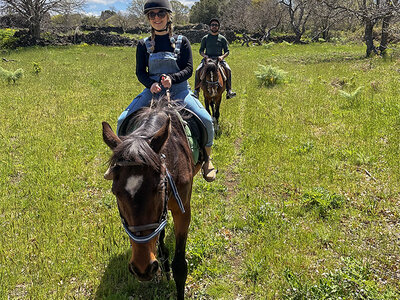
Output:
[8, 25, 238, 47]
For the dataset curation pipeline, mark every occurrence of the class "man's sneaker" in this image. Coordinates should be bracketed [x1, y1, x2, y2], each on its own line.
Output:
[226, 90, 236, 99]
[193, 90, 200, 98]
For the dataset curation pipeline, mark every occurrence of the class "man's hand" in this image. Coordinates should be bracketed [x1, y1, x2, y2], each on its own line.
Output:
[218, 55, 224, 62]
[150, 82, 162, 94]
[160, 75, 172, 89]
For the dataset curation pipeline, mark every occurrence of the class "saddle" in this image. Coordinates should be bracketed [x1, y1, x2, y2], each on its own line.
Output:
[118, 108, 207, 165]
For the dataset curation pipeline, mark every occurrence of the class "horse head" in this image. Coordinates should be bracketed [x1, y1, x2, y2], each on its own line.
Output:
[200, 58, 223, 97]
[102, 113, 171, 281]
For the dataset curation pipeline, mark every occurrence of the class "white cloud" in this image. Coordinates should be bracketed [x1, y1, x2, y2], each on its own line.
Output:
[180, 0, 196, 7]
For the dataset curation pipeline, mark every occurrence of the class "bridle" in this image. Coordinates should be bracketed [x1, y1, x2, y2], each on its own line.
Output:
[205, 62, 221, 86]
[205, 75, 220, 87]
[204, 61, 222, 96]
[115, 154, 185, 244]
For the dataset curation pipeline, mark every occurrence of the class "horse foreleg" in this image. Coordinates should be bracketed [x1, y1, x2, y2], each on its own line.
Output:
[210, 100, 217, 125]
[158, 229, 170, 280]
[204, 98, 211, 116]
[215, 98, 221, 124]
[171, 206, 191, 300]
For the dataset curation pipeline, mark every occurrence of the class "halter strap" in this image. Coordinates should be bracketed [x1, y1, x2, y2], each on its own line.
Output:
[122, 218, 168, 244]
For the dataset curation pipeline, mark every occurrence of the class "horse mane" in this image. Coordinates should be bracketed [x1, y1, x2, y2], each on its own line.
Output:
[204, 59, 218, 73]
[110, 98, 183, 172]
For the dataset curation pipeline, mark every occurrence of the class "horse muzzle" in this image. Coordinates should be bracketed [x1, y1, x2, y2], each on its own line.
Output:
[129, 259, 160, 281]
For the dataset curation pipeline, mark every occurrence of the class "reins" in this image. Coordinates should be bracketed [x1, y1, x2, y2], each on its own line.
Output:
[150, 74, 172, 108]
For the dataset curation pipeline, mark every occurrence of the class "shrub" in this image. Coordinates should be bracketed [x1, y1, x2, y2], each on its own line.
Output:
[255, 64, 287, 87]
[0, 28, 18, 49]
[339, 86, 364, 108]
[33, 62, 42, 75]
[302, 187, 344, 218]
[0, 66, 24, 84]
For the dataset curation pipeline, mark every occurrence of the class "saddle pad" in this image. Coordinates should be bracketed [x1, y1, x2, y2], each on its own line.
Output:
[182, 120, 200, 164]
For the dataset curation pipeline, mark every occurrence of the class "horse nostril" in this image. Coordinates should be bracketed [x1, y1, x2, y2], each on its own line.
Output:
[150, 260, 159, 275]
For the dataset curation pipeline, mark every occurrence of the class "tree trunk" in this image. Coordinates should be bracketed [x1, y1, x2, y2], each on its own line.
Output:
[29, 19, 41, 41]
[292, 23, 302, 43]
[379, 15, 391, 55]
[364, 19, 377, 57]
[294, 31, 302, 43]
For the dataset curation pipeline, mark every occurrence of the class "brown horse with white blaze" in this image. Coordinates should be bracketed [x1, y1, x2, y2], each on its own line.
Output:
[102, 101, 202, 299]
[199, 58, 226, 127]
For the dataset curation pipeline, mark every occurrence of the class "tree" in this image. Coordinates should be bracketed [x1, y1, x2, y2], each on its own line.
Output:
[189, 0, 226, 24]
[323, 0, 400, 56]
[81, 15, 100, 27]
[279, 0, 316, 43]
[308, 1, 347, 41]
[378, 0, 399, 54]
[171, 0, 189, 24]
[0, 0, 85, 39]
[250, 0, 285, 41]
[221, 0, 252, 32]
[128, 0, 147, 23]
[51, 13, 82, 30]
[100, 9, 116, 22]
[106, 12, 132, 32]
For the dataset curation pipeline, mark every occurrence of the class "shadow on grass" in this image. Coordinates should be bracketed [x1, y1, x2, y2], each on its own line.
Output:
[95, 245, 176, 299]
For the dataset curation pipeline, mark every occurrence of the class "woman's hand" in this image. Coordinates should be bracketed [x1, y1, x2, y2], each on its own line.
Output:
[160, 75, 172, 89]
[150, 82, 161, 94]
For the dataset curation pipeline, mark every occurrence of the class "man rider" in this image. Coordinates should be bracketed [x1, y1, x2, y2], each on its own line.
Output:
[193, 18, 236, 100]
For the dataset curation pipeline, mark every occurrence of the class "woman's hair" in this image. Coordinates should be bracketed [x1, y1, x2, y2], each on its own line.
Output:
[149, 12, 175, 52]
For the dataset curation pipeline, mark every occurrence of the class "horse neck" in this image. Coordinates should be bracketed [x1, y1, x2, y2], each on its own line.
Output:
[164, 113, 194, 170]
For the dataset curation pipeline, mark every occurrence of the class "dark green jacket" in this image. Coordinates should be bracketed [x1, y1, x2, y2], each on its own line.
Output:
[199, 34, 229, 57]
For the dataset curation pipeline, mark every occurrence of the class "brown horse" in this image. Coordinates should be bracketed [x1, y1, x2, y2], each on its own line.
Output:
[199, 58, 227, 128]
[102, 100, 202, 299]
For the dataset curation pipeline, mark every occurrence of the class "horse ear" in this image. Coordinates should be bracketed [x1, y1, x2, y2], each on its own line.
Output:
[149, 117, 171, 153]
[102, 122, 121, 150]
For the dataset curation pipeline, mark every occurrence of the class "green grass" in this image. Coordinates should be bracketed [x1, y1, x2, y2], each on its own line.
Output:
[1, 42, 400, 299]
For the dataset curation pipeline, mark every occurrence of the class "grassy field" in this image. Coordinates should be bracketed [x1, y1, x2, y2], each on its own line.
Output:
[1, 42, 400, 299]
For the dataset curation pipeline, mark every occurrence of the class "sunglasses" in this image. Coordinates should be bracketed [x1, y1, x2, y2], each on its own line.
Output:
[148, 10, 167, 20]
[210, 23, 219, 27]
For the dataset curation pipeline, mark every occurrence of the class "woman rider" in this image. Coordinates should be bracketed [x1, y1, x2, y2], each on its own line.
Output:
[104, 0, 217, 182]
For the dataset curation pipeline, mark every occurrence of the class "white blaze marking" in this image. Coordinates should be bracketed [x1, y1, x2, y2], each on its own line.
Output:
[125, 175, 143, 198]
